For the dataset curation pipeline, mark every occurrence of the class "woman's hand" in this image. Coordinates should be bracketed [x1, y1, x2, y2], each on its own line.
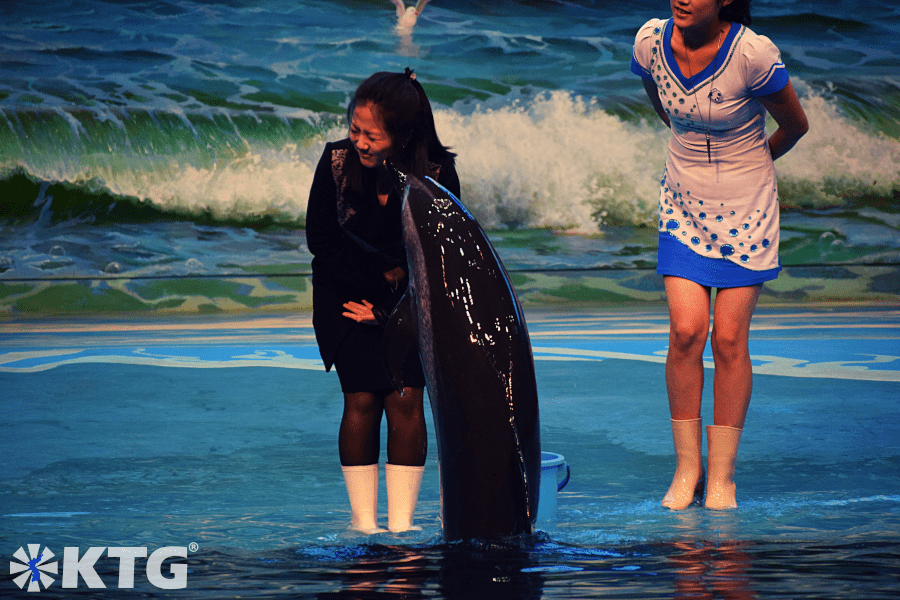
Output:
[384, 266, 406, 291]
[343, 300, 378, 325]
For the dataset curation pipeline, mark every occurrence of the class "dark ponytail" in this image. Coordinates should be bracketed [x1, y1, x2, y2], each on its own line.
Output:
[720, 0, 752, 26]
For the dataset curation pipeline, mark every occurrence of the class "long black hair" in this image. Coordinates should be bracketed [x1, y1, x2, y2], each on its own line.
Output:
[720, 0, 752, 26]
[345, 68, 454, 191]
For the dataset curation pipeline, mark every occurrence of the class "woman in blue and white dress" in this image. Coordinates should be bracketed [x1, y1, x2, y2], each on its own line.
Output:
[631, 0, 808, 510]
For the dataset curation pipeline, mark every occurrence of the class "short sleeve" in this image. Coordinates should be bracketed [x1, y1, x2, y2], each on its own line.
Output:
[630, 18, 667, 81]
[742, 31, 789, 97]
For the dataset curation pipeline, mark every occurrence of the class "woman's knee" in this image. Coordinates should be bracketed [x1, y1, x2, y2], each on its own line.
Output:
[711, 327, 748, 364]
[343, 392, 383, 418]
[669, 321, 709, 355]
[386, 388, 424, 421]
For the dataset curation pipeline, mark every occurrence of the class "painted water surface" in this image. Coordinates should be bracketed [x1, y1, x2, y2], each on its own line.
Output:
[1, 0, 898, 287]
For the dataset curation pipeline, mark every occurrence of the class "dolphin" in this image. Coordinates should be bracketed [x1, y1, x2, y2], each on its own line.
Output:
[383, 169, 541, 541]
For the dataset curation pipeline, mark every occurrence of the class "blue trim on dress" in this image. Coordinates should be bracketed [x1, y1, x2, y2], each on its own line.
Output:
[663, 20, 740, 90]
[657, 232, 781, 288]
[630, 54, 652, 80]
[751, 64, 789, 97]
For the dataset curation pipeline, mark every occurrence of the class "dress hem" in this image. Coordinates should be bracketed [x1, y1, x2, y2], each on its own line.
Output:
[657, 232, 780, 288]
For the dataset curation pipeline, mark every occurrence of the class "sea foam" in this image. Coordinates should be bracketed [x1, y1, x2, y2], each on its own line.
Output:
[2, 87, 897, 232]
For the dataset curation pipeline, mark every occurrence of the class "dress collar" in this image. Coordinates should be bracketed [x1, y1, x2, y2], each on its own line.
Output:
[663, 19, 741, 90]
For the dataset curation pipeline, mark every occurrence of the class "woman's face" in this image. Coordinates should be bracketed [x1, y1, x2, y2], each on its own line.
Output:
[349, 102, 394, 168]
[670, 0, 728, 30]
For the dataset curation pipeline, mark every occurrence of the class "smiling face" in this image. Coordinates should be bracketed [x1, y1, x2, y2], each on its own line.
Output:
[670, 0, 730, 30]
[349, 102, 394, 168]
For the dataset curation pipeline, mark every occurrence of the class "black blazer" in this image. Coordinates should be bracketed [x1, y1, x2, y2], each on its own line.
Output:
[306, 138, 461, 371]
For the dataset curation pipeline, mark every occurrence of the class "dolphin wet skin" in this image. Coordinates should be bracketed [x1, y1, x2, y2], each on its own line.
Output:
[383, 168, 541, 541]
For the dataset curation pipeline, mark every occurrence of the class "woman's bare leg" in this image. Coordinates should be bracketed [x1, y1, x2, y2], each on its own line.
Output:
[710, 284, 762, 429]
[664, 276, 712, 420]
[705, 283, 762, 509]
[661, 276, 712, 508]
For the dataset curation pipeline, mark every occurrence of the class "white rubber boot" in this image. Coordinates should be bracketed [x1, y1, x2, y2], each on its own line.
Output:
[385, 463, 424, 533]
[705, 425, 743, 510]
[341, 464, 386, 533]
[661, 418, 705, 510]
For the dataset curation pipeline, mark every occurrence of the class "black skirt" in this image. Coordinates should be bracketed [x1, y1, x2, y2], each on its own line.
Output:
[332, 322, 426, 393]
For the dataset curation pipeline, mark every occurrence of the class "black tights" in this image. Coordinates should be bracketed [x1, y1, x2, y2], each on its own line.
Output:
[339, 387, 427, 467]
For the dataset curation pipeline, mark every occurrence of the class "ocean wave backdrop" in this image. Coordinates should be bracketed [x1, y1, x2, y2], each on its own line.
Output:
[1, 0, 899, 290]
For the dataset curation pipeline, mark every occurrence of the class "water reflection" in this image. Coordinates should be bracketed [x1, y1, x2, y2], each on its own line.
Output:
[437, 540, 544, 600]
[316, 545, 432, 599]
[668, 540, 755, 600]
[83, 535, 899, 598]
[317, 539, 545, 600]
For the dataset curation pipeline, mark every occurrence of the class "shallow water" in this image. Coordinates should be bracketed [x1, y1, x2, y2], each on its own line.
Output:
[2, 307, 898, 597]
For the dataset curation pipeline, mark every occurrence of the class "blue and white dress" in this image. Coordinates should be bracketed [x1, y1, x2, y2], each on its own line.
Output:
[631, 18, 790, 287]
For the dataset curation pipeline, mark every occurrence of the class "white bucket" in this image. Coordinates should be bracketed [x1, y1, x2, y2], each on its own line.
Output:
[536, 451, 570, 529]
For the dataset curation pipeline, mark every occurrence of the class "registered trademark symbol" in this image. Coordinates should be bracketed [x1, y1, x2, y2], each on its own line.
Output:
[188, 542, 199, 553]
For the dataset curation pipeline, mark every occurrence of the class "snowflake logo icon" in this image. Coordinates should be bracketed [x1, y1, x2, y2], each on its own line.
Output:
[10, 544, 58, 592]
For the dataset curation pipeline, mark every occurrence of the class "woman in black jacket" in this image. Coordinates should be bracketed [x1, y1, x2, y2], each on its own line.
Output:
[306, 69, 459, 533]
